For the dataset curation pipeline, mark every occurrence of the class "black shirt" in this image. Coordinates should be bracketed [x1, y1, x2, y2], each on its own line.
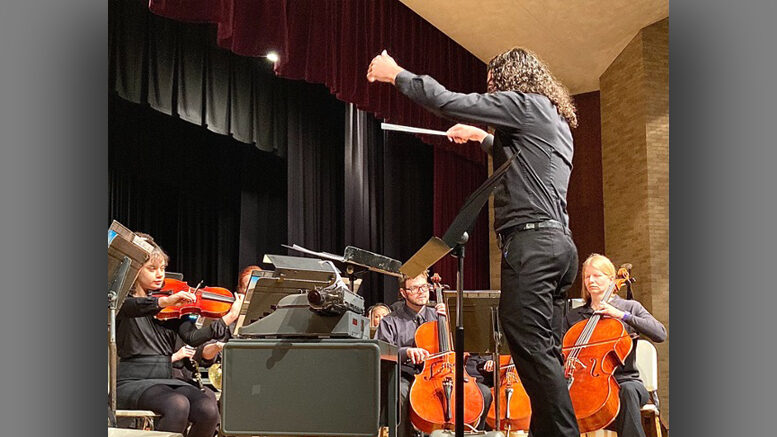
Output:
[395, 70, 574, 232]
[117, 296, 230, 358]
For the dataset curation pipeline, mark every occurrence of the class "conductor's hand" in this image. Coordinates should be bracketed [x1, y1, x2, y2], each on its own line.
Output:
[367, 50, 404, 85]
[483, 359, 495, 372]
[406, 347, 430, 365]
[593, 302, 626, 320]
[159, 291, 197, 308]
[435, 303, 447, 318]
[446, 124, 489, 144]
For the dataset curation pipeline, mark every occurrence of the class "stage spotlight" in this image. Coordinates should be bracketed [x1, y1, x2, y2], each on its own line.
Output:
[265, 52, 279, 63]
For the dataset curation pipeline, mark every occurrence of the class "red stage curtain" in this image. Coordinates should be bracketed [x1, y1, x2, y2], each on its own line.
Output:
[148, 0, 489, 166]
[432, 149, 490, 289]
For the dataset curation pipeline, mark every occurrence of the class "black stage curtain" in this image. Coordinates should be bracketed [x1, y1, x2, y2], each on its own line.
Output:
[285, 84, 346, 255]
[345, 104, 433, 306]
[109, 94, 287, 290]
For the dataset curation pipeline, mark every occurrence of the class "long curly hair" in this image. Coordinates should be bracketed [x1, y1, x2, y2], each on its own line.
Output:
[487, 47, 578, 128]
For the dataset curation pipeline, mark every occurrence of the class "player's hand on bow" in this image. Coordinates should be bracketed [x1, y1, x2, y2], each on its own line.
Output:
[407, 347, 431, 364]
[159, 290, 197, 307]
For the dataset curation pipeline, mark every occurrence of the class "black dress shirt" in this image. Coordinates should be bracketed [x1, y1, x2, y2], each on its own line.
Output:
[395, 70, 574, 233]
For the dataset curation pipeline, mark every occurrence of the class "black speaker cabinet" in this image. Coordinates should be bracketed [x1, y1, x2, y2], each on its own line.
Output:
[221, 339, 398, 436]
[108, 428, 183, 437]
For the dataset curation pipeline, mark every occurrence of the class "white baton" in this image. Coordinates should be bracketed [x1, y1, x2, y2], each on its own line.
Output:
[380, 122, 448, 136]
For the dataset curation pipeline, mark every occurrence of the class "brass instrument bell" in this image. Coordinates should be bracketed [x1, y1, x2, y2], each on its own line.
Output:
[208, 363, 222, 391]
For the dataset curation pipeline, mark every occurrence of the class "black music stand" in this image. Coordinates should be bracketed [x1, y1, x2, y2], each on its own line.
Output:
[284, 244, 403, 295]
[443, 290, 511, 431]
[107, 221, 152, 419]
[401, 152, 517, 437]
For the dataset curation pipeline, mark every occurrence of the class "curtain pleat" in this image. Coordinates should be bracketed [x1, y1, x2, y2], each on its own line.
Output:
[176, 24, 206, 125]
[112, 0, 147, 103]
[147, 12, 177, 114]
[229, 55, 254, 143]
[204, 34, 232, 135]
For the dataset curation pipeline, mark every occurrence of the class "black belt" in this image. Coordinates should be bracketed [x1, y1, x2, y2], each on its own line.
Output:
[498, 219, 566, 242]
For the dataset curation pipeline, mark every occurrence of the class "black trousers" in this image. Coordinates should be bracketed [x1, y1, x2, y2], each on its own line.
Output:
[606, 380, 650, 437]
[499, 226, 579, 437]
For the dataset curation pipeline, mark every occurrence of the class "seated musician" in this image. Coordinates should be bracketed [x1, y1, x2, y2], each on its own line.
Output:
[367, 303, 391, 338]
[464, 354, 497, 431]
[376, 272, 492, 436]
[171, 339, 222, 398]
[563, 254, 666, 437]
[170, 264, 261, 428]
[179, 265, 262, 386]
[115, 233, 244, 437]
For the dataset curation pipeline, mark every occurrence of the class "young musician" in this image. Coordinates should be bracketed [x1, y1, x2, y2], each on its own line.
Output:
[564, 254, 666, 437]
[376, 272, 492, 436]
[376, 272, 444, 437]
[368, 303, 391, 338]
[368, 47, 580, 436]
[115, 233, 243, 437]
[236, 264, 262, 296]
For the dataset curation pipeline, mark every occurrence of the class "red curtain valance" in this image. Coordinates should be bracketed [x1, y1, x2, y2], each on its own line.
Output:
[148, 0, 488, 165]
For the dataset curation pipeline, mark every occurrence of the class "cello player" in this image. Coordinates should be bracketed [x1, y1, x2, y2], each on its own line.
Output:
[376, 272, 492, 436]
[563, 254, 666, 437]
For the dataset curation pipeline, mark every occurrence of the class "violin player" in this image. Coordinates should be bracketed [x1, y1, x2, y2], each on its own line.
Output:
[115, 233, 243, 437]
[563, 254, 666, 437]
[182, 264, 263, 367]
[368, 47, 580, 437]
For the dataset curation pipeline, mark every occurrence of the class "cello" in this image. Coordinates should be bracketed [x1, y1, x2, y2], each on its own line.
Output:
[485, 355, 532, 432]
[408, 274, 484, 433]
[562, 265, 636, 433]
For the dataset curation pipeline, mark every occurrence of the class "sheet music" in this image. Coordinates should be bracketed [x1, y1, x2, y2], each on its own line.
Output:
[283, 244, 345, 262]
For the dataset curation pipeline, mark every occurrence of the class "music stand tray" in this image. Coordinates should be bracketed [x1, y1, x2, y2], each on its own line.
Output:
[108, 220, 152, 308]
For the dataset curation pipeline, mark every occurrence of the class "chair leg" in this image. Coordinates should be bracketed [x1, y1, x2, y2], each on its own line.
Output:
[652, 415, 662, 437]
[640, 413, 662, 437]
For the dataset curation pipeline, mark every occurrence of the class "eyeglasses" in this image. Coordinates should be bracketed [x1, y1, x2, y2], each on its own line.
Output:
[405, 284, 430, 294]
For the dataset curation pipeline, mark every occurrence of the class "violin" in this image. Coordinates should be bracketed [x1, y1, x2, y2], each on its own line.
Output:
[485, 355, 531, 432]
[562, 265, 636, 433]
[150, 278, 236, 320]
[408, 274, 484, 433]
